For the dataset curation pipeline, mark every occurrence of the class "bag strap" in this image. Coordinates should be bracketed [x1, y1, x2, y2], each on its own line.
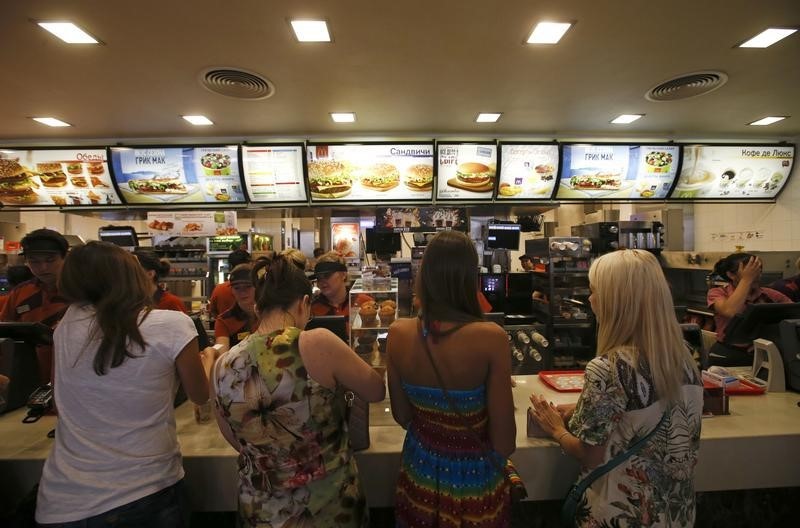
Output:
[417, 319, 506, 476]
[566, 408, 669, 502]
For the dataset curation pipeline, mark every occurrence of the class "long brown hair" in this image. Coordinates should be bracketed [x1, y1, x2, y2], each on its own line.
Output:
[252, 254, 311, 315]
[59, 242, 154, 375]
[416, 230, 482, 331]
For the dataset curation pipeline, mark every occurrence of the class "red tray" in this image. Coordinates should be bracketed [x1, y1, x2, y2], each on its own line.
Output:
[538, 370, 585, 392]
[703, 378, 766, 395]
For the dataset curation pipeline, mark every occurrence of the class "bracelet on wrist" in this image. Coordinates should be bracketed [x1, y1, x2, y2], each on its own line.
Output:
[555, 430, 570, 445]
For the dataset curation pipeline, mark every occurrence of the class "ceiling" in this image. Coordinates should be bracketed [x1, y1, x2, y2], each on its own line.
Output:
[1, 0, 799, 143]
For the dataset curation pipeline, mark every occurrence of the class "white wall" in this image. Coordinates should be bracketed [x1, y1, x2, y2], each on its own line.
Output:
[692, 172, 799, 253]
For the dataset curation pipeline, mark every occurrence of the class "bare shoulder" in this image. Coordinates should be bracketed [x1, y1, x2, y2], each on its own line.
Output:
[299, 327, 341, 350]
[466, 321, 507, 339]
[388, 317, 417, 336]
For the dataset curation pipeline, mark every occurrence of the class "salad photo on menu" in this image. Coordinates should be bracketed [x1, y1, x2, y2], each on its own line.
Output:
[556, 144, 679, 200]
[0, 149, 121, 206]
[110, 146, 246, 204]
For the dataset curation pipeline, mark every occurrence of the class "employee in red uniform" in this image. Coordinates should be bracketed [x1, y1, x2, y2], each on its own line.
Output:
[1, 229, 70, 383]
[208, 249, 251, 320]
[0, 265, 34, 314]
[213, 263, 257, 352]
[134, 251, 187, 313]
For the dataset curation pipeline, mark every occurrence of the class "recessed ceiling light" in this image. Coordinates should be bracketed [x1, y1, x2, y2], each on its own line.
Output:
[610, 114, 644, 124]
[290, 20, 331, 42]
[527, 22, 572, 44]
[476, 113, 502, 123]
[330, 112, 355, 123]
[32, 117, 72, 127]
[182, 115, 214, 126]
[739, 27, 797, 48]
[748, 116, 788, 126]
[37, 22, 99, 44]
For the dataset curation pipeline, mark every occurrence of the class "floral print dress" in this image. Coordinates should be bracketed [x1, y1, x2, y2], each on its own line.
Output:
[568, 350, 703, 528]
[213, 327, 367, 527]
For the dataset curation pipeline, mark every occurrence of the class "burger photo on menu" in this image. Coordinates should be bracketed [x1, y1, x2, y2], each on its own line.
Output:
[0, 159, 40, 205]
[448, 162, 495, 192]
[568, 169, 622, 190]
[360, 163, 400, 192]
[87, 161, 105, 175]
[308, 160, 352, 199]
[66, 161, 83, 175]
[36, 163, 68, 187]
[128, 175, 188, 194]
[404, 164, 433, 191]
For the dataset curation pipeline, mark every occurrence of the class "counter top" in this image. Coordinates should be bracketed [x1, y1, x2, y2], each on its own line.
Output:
[1, 376, 798, 511]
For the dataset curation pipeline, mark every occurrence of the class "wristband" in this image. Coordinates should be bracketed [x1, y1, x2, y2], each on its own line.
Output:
[555, 430, 571, 452]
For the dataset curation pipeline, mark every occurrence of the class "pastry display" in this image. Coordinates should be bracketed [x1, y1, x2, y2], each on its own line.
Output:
[359, 301, 378, 327]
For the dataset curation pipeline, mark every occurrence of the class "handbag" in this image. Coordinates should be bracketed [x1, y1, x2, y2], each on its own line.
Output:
[418, 321, 528, 504]
[561, 410, 668, 527]
[344, 389, 370, 451]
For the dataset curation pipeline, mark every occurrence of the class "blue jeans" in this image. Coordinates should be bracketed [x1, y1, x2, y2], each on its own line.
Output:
[38, 479, 187, 528]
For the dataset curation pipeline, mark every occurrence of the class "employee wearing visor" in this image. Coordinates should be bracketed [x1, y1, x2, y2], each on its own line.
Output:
[213, 263, 257, 353]
[1, 228, 70, 383]
[311, 252, 373, 328]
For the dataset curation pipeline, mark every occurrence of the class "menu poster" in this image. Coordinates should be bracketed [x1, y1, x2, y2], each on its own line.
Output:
[376, 207, 468, 231]
[557, 144, 680, 200]
[497, 144, 559, 200]
[110, 146, 246, 205]
[672, 145, 794, 199]
[0, 149, 121, 207]
[242, 144, 307, 203]
[307, 143, 434, 202]
[146, 211, 238, 237]
[331, 222, 360, 258]
[436, 143, 497, 200]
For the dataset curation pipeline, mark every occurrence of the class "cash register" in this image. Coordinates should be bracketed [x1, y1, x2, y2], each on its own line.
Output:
[0, 322, 53, 414]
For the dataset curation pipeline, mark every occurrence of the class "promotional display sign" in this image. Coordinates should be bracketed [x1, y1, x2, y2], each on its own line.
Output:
[307, 143, 434, 202]
[331, 222, 360, 258]
[671, 144, 794, 199]
[110, 146, 246, 205]
[436, 142, 497, 200]
[496, 144, 559, 200]
[241, 144, 307, 203]
[375, 207, 468, 232]
[0, 149, 121, 206]
[146, 211, 238, 236]
[556, 144, 680, 200]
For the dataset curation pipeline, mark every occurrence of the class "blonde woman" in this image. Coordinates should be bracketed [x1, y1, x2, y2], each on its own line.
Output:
[280, 247, 308, 271]
[530, 249, 703, 527]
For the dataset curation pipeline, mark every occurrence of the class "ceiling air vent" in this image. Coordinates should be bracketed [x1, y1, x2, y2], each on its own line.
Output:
[645, 71, 728, 102]
[199, 68, 275, 100]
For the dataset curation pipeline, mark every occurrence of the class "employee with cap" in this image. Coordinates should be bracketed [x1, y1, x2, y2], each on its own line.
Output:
[208, 249, 252, 322]
[311, 252, 374, 327]
[212, 263, 257, 353]
[519, 254, 535, 271]
[1, 228, 70, 383]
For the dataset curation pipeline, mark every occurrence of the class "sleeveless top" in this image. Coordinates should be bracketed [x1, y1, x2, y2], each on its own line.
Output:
[213, 327, 367, 527]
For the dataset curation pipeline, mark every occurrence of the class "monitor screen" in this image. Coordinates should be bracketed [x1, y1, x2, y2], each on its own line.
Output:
[98, 226, 138, 247]
[486, 224, 521, 250]
[724, 302, 800, 345]
[305, 315, 348, 344]
[365, 229, 401, 254]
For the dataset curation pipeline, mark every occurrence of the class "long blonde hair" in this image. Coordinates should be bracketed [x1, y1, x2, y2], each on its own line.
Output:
[589, 250, 698, 403]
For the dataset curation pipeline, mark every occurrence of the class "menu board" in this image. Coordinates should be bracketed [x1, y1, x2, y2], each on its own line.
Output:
[0, 148, 121, 207]
[241, 144, 307, 203]
[306, 143, 434, 202]
[497, 143, 559, 200]
[146, 211, 238, 237]
[671, 144, 795, 199]
[376, 207, 468, 232]
[436, 142, 497, 200]
[556, 144, 680, 200]
[110, 146, 246, 205]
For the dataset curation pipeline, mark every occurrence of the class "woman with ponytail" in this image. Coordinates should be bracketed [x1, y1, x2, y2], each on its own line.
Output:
[530, 249, 703, 527]
[36, 242, 212, 526]
[135, 251, 187, 313]
[386, 230, 515, 527]
[211, 254, 385, 527]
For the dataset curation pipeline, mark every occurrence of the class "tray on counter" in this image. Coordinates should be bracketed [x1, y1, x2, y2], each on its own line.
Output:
[538, 370, 585, 392]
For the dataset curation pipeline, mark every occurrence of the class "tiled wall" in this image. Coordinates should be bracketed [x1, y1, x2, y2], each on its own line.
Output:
[693, 170, 800, 252]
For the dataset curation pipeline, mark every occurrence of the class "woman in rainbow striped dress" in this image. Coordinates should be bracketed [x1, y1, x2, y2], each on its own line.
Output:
[386, 231, 516, 527]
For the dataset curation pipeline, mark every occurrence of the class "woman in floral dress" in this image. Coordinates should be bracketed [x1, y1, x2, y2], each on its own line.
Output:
[212, 255, 385, 527]
[530, 249, 703, 527]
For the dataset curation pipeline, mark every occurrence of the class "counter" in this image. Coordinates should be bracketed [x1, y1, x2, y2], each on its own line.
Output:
[1, 376, 798, 512]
